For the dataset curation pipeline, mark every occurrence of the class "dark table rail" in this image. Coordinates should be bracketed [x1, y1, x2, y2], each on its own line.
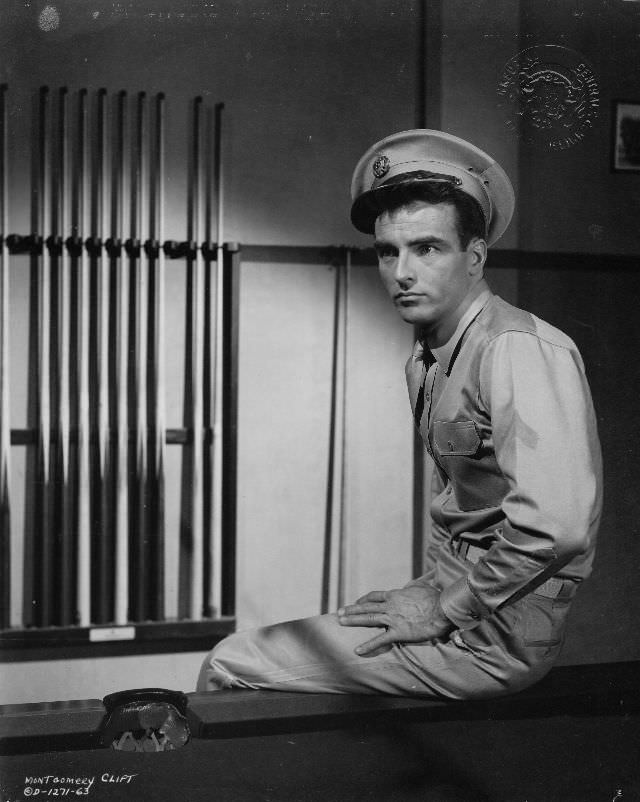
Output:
[1, 660, 638, 755]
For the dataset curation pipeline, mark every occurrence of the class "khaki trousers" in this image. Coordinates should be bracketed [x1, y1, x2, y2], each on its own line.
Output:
[197, 588, 571, 700]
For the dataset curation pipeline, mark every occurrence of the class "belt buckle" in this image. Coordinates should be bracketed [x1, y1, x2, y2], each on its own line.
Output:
[534, 577, 574, 600]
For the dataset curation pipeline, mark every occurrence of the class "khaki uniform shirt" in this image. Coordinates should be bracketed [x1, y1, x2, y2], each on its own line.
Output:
[406, 290, 603, 632]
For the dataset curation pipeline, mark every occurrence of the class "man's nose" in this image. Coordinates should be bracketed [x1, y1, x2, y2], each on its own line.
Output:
[394, 251, 416, 287]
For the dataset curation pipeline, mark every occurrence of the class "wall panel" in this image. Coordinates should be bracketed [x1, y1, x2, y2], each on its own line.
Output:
[236, 258, 335, 628]
[235, 255, 415, 630]
[519, 264, 640, 665]
[342, 262, 414, 602]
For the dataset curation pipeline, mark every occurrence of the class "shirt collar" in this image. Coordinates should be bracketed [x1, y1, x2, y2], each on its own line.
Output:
[431, 289, 492, 374]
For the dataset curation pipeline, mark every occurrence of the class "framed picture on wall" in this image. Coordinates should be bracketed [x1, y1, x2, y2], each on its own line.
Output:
[611, 100, 640, 172]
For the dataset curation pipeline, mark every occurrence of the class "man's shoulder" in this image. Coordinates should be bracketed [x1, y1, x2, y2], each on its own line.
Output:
[478, 295, 576, 351]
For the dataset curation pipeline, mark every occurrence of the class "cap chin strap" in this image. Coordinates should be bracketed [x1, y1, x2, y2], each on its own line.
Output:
[374, 170, 463, 190]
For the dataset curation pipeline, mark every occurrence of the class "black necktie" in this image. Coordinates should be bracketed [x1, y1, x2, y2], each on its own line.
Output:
[413, 347, 435, 426]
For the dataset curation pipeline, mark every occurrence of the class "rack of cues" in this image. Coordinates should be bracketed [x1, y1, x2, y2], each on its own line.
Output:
[0, 86, 235, 632]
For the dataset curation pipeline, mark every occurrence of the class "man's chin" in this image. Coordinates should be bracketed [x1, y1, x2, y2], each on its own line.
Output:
[396, 309, 433, 327]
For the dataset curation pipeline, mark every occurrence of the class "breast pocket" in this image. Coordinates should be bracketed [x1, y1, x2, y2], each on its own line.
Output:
[433, 420, 485, 510]
[433, 420, 481, 457]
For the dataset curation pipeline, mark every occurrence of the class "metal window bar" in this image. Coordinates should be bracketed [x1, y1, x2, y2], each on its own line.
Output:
[0, 86, 232, 638]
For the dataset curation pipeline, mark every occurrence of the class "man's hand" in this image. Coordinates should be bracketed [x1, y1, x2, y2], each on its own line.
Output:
[337, 585, 455, 657]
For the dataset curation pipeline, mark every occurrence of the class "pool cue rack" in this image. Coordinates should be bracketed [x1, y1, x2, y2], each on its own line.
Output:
[0, 85, 236, 646]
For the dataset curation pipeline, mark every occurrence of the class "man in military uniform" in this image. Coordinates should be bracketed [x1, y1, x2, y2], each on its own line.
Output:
[198, 130, 602, 700]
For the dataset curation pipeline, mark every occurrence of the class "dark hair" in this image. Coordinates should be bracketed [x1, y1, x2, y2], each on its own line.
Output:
[371, 174, 487, 249]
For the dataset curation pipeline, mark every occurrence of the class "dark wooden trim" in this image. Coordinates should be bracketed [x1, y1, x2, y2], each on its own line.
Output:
[0, 617, 235, 662]
[0, 660, 638, 754]
[188, 660, 640, 740]
[0, 698, 106, 755]
[411, 13, 443, 610]
[221, 244, 240, 616]
[488, 249, 640, 271]
[6, 240, 638, 273]
[417, 0, 443, 130]
[228, 244, 640, 272]
[412, 428, 425, 580]
[238, 244, 333, 264]
[10, 427, 209, 446]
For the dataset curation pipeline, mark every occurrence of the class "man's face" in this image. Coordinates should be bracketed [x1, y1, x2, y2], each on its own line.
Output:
[374, 201, 485, 343]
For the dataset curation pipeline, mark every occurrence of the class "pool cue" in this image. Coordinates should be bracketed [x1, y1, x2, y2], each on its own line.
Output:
[0, 84, 11, 629]
[95, 88, 112, 623]
[57, 87, 74, 625]
[75, 89, 91, 626]
[321, 258, 341, 615]
[133, 91, 149, 620]
[321, 251, 349, 614]
[329, 253, 348, 612]
[189, 96, 205, 619]
[208, 102, 224, 617]
[336, 248, 351, 610]
[114, 90, 129, 626]
[37, 86, 54, 626]
[150, 92, 166, 620]
[202, 107, 212, 615]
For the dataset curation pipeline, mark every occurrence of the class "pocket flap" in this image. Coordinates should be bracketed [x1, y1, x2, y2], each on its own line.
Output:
[433, 420, 481, 457]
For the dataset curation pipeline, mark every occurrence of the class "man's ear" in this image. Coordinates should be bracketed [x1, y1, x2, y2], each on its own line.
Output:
[467, 238, 487, 278]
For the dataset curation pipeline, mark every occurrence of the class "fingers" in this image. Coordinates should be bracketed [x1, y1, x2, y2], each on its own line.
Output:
[336, 590, 390, 632]
[338, 611, 388, 628]
[355, 590, 387, 605]
[354, 631, 395, 656]
[360, 643, 394, 658]
[338, 601, 384, 617]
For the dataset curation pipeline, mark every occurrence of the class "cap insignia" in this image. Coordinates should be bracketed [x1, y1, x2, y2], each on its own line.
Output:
[372, 155, 391, 179]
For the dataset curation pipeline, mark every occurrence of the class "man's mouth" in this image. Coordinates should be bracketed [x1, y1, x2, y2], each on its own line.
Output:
[395, 292, 425, 301]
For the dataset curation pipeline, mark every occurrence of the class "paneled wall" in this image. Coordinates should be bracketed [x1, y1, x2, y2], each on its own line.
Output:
[519, 263, 640, 665]
[2, 0, 639, 704]
[235, 253, 414, 629]
[439, 0, 640, 666]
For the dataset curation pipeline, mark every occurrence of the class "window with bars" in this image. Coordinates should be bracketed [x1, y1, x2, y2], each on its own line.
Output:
[0, 85, 237, 658]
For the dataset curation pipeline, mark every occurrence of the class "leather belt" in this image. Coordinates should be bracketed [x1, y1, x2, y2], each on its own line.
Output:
[457, 541, 490, 564]
[457, 541, 576, 600]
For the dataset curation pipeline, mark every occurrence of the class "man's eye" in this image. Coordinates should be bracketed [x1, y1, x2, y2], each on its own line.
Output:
[418, 244, 435, 256]
[376, 248, 395, 260]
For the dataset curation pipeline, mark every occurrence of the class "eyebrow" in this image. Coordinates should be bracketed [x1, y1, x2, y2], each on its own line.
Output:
[373, 236, 448, 250]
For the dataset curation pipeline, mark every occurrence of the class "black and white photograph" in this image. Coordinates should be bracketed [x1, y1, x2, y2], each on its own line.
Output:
[0, 1, 639, 800]
[612, 99, 640, 172]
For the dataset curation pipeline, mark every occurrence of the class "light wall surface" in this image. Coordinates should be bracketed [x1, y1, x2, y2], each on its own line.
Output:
[235, 257, 413, 630]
